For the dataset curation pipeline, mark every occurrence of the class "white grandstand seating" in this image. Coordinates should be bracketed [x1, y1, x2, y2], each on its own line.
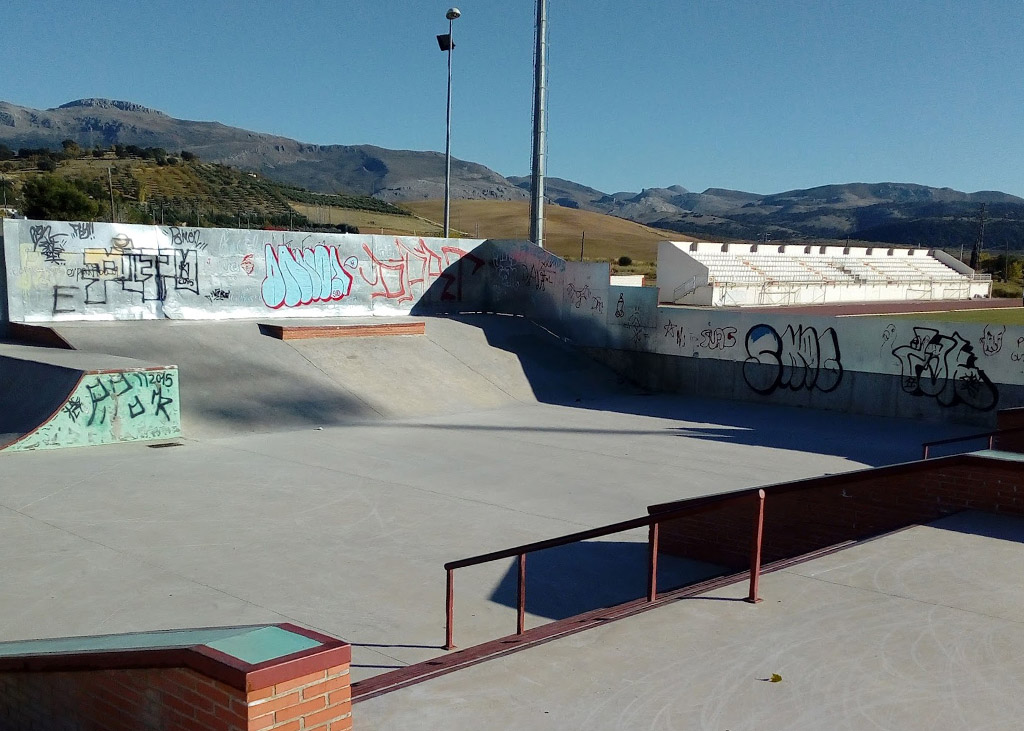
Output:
[658, 241, 992, 307]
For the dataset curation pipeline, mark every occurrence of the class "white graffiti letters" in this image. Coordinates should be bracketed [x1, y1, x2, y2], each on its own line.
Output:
[262, 243, 356, 309]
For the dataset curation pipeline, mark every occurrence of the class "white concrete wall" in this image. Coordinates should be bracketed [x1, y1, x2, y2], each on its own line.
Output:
[656, 241, 708, 303]
[2, 219, 488, 322]
[3, 219, 1019, 423]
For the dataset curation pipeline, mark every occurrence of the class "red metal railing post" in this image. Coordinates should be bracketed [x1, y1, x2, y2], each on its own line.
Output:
[444, 568, 455, 650]
[647, 521, 659, 602]
[516, 553, 526, 635]
[746, 489, 765, 604]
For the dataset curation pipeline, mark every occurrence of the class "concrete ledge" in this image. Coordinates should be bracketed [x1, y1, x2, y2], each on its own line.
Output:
[259, 321, 426, 340]
[0, 624, 352, 731]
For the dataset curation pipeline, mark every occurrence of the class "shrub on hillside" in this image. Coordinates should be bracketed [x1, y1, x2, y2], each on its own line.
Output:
[22, 175, 100, 220]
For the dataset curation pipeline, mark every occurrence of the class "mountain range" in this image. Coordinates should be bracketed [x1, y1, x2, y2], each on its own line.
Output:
[3, 98, 1023, 249]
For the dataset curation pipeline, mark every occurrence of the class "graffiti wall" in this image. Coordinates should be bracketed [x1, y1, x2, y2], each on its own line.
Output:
[588, 305, 1024, 424]
[2, 219, 489, 321]
[4, 218, 1023, 424]
[7, 366, 181, 451]
[562, 261, 611, 348]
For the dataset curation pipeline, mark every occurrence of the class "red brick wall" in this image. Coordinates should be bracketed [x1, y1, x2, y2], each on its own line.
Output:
[0, 661, 352, 731]
[995, 408, 1024, 453]
[0, 667, 246, 731]
[246, 664, 352, 731]
[654, 457, 1024, 569]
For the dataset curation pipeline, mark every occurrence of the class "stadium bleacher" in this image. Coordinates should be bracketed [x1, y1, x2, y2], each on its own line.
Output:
[659, 241, 992, 307]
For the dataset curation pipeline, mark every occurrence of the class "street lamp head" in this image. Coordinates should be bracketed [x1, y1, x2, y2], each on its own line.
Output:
[446, 7, 461, 20]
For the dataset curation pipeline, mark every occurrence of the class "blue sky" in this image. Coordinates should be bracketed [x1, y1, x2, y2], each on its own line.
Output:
[6, 1, 1024, 197]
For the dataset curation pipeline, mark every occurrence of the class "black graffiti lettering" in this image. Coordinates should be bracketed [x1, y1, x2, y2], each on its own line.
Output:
[106, 372, 133, 397]
[78, 247, 201, 304]
[892, 327, 998, 411]
[52, 285, 79, 314]
[205, 288, 230, 302]
[150, 385, 173, 421]
[127, 395, 146, 419]
[743, 323, 843, 395]
[62, 397, 84, 422]
[30, 225, 68, 265]
[174, 249, 200, 293]
[86, 380, 112, 426]
[168, 226, 203, 248]
[699, 325, 737, 350]
[69, 222, 95, 239]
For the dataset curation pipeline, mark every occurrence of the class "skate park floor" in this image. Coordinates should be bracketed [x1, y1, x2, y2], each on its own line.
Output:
[0, 315, 1011, 729]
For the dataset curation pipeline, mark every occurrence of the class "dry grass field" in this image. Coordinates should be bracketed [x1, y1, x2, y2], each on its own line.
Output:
[288, 202, 443, 237]
[402, 200, 683, 263]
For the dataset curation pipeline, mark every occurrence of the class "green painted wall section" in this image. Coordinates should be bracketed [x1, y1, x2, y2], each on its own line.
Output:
[7, 367, 181, 451]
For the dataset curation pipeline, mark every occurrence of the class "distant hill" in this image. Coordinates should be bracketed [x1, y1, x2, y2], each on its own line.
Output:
[3, 98, 1024, 250]
[511, 177, 1024, 249]
[0, 99, 528, 203]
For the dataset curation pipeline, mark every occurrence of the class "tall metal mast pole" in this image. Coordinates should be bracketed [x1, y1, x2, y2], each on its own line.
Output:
[529, 0, 547, 248]
[443, 11, 458, 238]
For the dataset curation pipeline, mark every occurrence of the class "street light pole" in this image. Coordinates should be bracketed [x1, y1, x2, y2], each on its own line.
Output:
[440, 8, 461, 238]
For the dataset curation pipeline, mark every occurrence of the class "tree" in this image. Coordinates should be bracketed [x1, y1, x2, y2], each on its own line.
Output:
[61, 139, 81, 157]
[0, 176, 16, 206]
[0, 144, 13, 161]
[22, 176, 100, 220]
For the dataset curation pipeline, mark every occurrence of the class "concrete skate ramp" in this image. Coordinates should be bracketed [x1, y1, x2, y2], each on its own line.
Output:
[49, 315, 632, 438]
[0, 344, 180, 450]
[0, 348, 84, 446]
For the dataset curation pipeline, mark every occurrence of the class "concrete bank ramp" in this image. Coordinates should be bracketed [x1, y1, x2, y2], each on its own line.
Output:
[48, 315, 632, 439]
[0, 344, 181, 451]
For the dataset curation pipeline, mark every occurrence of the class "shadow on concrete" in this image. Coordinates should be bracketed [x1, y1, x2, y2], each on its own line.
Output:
[433, 313, 974, 467]
[37, 304, 977, 461]
[487, 541, 725, 621]
[928, 510, 1024, 544]
[565, 391, 980, 467]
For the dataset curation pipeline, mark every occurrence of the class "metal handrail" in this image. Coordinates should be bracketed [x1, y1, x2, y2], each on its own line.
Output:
[672, 275, 698, 300]
[921, 425, 1024, 459]
[442, 489, 765, 649]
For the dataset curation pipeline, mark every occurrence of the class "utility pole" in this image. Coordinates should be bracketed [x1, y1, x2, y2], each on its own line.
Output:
[970, 203, 986, 270]
[107, 167, 116, 223]
[580, 230, 585, 261]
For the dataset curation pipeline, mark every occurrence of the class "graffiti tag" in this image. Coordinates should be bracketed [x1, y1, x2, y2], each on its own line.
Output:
[979, 325, 1005, 356]
[69, 222, 95, 239]
[262, 243, 357, 308]
[359, 238, 482, 303]
[30, 225, 68, 265]
[700, 326, 737, 351]
[743, 324, 843, 395]
[566, 283, 591, 308]
[892, 327, 998, 411]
